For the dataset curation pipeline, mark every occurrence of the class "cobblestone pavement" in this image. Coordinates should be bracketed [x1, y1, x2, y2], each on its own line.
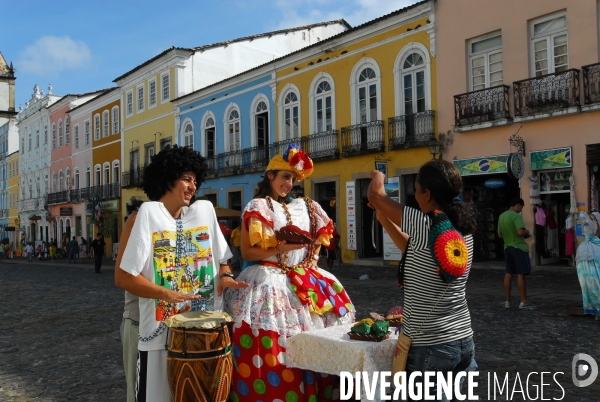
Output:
[0, 258, 599, 401]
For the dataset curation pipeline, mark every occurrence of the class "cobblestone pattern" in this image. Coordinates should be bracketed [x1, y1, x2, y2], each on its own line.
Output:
[0, 260, 598, 401]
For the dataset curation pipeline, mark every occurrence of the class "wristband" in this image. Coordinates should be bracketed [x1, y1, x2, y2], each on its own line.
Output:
[220, 271, 235, 279]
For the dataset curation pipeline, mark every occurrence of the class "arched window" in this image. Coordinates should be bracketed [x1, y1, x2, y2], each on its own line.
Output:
[94, 114, 100, 141]
[65, 168, 71, 190]
[103, 163, 110, 185]
[183, 122, 194, 148]
[58, 119, 63, 147]
[102, 111, 109, 138]
[74, 168, 80, 189]
[250, 94, 270, 149]
[58, 171, 63, 192]
[74, 125, 79, 149]
[358, 68, 377, 123]
[283, 91, 299, 139]
[226, 108, 240, 152]
[112, 106, 119, 135]
[65, 116, 70, 145]
[350, 59, 382, 125]
[315, 80, 333, 132]
[203, 114, 216, 159]
[401, 53, 426, 116]
[112, 161, 120, 184]
[85, 166, 91, 188]
[94, 165, 101, 186]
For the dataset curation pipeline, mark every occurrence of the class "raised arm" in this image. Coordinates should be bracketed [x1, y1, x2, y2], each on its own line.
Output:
[367, 170, 404, 228]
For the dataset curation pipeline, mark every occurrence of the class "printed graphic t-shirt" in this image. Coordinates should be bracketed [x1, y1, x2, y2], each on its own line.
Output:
[120, 201, 232, 351]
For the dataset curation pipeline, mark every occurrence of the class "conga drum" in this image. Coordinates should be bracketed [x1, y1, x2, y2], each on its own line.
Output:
[164, 311, 233, 402]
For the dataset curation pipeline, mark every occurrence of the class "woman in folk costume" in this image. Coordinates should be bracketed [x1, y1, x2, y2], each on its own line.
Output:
[225, 144, 355, 401]
[575, 211, 600, 320]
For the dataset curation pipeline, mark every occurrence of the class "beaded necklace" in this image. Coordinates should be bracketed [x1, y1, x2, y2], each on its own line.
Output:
[265, 196, 317, 274]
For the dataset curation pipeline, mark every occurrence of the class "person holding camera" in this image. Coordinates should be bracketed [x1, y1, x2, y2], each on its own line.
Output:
[498, 197, 535, 310]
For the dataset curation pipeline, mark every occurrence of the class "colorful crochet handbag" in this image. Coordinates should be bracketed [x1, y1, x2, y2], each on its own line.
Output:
[428, 210, 469, 283]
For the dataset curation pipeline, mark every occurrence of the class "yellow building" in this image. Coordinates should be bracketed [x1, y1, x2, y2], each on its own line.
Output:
[273, 0, 437, 261]
[7, 150, 19, 249]
[90, 88, 122, 255]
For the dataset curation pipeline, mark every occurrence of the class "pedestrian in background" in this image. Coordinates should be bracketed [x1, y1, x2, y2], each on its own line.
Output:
[368, 159, 476, 399]
[575, 211, 600, 321]
[91, 233, 106, 274]
[68, 236, 79, 264]
[230, 220, 243, 270]
[25, 243, 34, 262]
[498, 197, 535, 310]
[325, 224, 341, 270]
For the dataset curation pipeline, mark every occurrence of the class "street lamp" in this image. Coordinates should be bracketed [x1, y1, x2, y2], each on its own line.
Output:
[427, 136, 441, 160]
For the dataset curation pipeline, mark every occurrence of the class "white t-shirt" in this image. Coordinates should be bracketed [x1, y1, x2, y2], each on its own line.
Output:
[120, 200, 232, 351]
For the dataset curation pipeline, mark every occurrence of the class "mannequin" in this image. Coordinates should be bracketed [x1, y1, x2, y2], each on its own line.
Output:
[565, 209, 575, 266]
[529, 173, 541, 205]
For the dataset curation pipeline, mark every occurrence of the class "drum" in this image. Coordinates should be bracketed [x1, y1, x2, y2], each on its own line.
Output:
[164, 311, 233, 402]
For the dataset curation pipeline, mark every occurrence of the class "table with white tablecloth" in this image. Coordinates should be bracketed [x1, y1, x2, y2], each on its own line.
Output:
[286, 323, 397, 402]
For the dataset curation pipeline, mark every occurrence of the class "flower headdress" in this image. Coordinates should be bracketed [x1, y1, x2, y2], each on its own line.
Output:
[428, 210, 469, 283]
[266, 144, 314, 181]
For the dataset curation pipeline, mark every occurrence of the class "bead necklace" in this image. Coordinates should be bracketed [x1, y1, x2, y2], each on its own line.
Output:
[265, 196, 317, 274]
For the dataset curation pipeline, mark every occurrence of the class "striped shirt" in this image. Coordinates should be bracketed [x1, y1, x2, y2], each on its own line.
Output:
[401, 206, 473, 346]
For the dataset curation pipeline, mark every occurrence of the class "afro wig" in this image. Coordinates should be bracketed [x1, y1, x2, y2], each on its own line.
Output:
[141, 145, 206, 201]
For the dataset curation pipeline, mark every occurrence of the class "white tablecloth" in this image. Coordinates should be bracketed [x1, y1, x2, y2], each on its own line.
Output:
[286, 322, 397, 375]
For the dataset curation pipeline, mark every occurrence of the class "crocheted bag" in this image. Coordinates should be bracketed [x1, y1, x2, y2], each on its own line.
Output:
[428, 210, 469, 283]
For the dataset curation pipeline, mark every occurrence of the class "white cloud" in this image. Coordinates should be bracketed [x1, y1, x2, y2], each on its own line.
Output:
[273, 0, 419, 30]
[19, 35, 92, 76]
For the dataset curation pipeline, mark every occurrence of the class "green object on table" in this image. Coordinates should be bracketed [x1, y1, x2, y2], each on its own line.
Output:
[350, 322, 371, 335]
[370, 321, 389, 337]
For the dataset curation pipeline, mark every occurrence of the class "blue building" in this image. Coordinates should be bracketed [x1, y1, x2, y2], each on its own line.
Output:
[174, 71, 288, 212]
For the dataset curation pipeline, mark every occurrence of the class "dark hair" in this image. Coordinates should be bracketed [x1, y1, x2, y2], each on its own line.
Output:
[142, 145, 206, 201]
[509, 197, 525, 207]
[254, 170, 293, 203]
[416, 159, 477, 235]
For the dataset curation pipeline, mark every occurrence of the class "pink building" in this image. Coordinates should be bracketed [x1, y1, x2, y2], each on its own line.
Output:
[436, 0, 600, 266]
[47, 91, 102, 248]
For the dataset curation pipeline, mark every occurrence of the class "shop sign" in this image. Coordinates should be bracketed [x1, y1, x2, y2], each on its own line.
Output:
[4, 226, 15, 232]
[382, 177, 403, 261]
[60, 207, 73, 216]
[530, 147, 572, 170]
[101, 200, 120, 212]
[85, 202, 93, 215]
[507, 153, 525, 180]
[453, 155, 508, 176]
[484, 179, 506, 188]
[346, 181, 356, 251]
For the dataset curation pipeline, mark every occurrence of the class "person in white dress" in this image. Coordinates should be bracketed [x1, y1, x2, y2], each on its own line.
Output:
[225, 144, 355, 402]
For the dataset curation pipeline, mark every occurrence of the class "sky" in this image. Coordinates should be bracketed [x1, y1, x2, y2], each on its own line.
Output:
[1, 0, 420, 109]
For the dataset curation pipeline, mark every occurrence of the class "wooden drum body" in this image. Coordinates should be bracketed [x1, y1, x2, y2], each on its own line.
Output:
[165, 312, 233, 402]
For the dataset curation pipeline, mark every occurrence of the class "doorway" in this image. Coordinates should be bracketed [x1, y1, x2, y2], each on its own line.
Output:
[358, 178, 382, 258]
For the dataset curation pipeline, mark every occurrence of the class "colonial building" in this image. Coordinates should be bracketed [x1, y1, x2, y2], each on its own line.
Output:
[117, 21, 351, 215]
[7, 151, 19, 248]
[16, 84, 61, 244]
[436, 0, 600, 266]
[46, 91, 104, 248]
[175, 0, 437, 263]
[0, 51, 18, 241]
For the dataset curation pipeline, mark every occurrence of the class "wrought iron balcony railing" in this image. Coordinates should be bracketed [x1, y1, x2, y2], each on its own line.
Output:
[304, 129, 340, 162]
[513, 69, 580, 117]
[454, 85, 511, 127]
[340, 120, 385, 157]
[88, 184, 120, 201]
[271, 137, 304, 156]
[241, 145, 270, 171]
[216, 150, 243, 173]
[582, 62, 600, 106]
[122, 168, 144, 188]
[388, 111, 435, 149]
[70, 189, 82, 204]
[47, 191, 70, 205]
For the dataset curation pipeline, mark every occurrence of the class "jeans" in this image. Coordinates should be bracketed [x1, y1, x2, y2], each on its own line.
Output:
[406, 336, 475, 402]
[69, 249, 78, 263]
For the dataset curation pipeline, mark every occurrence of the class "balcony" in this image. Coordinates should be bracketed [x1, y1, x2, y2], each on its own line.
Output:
[70, 189, 82, 204]
[388, 111, 435, 150]
[513, 69, 580, 118]
[582, 62, 600, 106]
[216, 150, 243, 174]
[90, 184, 120, 200]
[340, 120, 385, 157]
[454, 85, 511, 128]
[47, 191, 70, 205]
[122, 168, 144, 188]
[241, 145, 270, 171]
[17, 199, 37, 212]
[304, 129, 340, 162]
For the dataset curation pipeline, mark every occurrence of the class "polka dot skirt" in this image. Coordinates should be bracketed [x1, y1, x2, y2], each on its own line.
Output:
[230, 321, 340, 402]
